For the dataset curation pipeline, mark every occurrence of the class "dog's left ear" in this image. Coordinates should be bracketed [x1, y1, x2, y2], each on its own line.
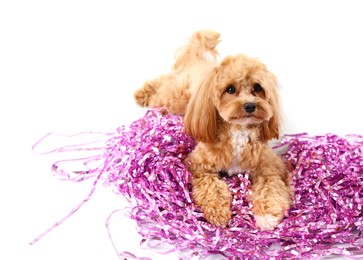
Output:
[260, 73, 281, 141]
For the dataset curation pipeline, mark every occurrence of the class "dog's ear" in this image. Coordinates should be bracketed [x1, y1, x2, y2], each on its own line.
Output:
[184, 70, 218, 143]
[260, 73, 281, 141]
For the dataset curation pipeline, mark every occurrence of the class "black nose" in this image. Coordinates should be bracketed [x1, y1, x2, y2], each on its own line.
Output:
[243, 102, 256, 113]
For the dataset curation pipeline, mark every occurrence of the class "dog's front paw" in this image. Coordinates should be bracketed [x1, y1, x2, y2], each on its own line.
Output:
[203, 205, 231, 227]
[252, 195, 287, 230]
[254, 214, 282, 231]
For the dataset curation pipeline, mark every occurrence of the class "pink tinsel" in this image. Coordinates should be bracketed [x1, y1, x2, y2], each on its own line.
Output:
[32, 108, 363, 259]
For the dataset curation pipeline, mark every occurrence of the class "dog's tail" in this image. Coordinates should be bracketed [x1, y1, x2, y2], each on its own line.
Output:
[173, 30, 220, 71]
[134, 30, 220, 111]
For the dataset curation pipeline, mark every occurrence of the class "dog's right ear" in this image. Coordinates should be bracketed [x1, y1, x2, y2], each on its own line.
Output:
[184, 71, 218, 143]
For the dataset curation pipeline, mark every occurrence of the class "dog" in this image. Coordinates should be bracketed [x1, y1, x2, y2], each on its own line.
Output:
[134, 30, 293, 230]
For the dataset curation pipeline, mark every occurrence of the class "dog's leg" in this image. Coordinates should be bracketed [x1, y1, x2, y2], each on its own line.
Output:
[192, 173, 232, 227]
[134, 73, 190, 115]
[134, 74, 174, 107]
[134, 80, 157, 107]
[250, 166, 292, 230]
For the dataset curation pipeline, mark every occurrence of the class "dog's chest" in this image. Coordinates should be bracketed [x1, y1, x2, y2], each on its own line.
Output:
[227, 129, 250, 176]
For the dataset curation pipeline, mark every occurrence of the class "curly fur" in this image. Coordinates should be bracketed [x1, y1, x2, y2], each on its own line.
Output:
[135, 30, 293, 230]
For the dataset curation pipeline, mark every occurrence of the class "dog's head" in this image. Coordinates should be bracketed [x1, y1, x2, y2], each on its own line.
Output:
[184, 54, 280, 143]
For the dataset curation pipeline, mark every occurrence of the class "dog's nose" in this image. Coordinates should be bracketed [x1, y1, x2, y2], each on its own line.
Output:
[243, 102, 256, 113]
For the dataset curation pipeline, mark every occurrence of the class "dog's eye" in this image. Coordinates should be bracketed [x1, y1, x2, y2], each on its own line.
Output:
[253, 83, 263, 93]
[225, 85, 236, 94]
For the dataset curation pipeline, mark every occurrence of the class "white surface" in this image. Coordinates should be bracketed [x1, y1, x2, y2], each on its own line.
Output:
[1, 1, 363, 259]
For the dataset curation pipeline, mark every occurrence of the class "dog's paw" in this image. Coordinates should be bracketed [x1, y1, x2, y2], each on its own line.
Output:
[203, 206, 231, 227]
[134, 88, 150, 106]
[134, 82, 157, 107]
[254, 214, 281, 230]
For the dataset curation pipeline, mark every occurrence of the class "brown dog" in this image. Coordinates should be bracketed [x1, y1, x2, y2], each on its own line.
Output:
[135, 30, 293, 230]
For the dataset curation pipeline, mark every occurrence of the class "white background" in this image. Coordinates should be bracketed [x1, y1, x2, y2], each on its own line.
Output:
[1, 1, 363, 259]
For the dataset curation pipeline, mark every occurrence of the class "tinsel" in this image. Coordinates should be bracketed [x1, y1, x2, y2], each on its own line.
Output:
[31, 108, 363, 259]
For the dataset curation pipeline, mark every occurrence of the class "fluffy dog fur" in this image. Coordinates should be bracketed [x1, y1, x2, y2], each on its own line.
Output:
[135, 30, 293, 230]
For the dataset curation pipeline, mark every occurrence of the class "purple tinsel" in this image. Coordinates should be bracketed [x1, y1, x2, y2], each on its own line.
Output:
[33, 108, 363, 259]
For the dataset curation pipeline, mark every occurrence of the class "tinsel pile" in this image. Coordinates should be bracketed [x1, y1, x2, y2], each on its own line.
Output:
[33, 108, 363, 259]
